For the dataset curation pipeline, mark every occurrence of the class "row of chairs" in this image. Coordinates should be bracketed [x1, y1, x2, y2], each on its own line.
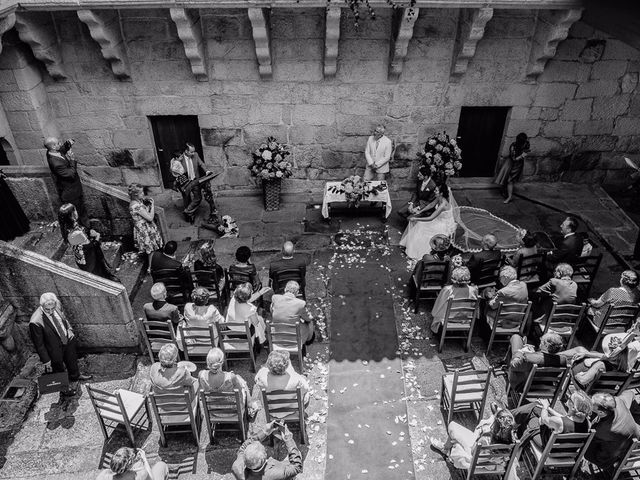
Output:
[410, 253, 604, 314]
[87, 385, 307, 448]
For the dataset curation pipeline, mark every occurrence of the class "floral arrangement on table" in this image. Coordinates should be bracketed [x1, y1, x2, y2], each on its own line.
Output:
[249, 136, 293, 180]
[328, 175, 387, 207]
[417, 132, 463, 184]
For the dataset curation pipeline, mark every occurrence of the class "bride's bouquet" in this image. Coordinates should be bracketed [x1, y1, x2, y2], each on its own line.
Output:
[417, 132, 463, 183]
[328, 175, 387, 207]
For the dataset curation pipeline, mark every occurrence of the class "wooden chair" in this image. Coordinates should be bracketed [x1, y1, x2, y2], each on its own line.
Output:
[584, 369, 639, 396]
[261, 386, 308, 444]
[538, 303, 587, 350]
[266, 321, 304, 372]
[612, 438, 640, 480]
[224, 268, 252, 301]
[199, 389, 247, 444]
[151, 267, 193, 310]
[218, 321, 257, 372]
[441, 368, 492, 425]
[409, 260, 449, 313]
[572, 254, 602, 301]
[271, 266, 306, 299]
[486, 301, 532, 354]
[587, 303, 640, 350]
[438, 298, 479, 353]
[507, 365, 569, 409]
[515, 252, 545, 292]
[475, 257, 502, 290]
[191, 269, 225, 311]
[519, 429, 595, 480]
[178, 324, 217, 364]
[465, 440, 520, 480]
[140, 317, 178, 363]
[148, 388, 200, 447]
[87, 386, 150, 446]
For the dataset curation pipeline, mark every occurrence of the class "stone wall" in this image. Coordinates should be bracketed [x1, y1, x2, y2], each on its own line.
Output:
[0, 8, 638, 192]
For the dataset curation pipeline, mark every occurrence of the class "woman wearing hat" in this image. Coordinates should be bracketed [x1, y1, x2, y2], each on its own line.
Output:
[430, 266, 478, 334]
[412, 233, 452, 281]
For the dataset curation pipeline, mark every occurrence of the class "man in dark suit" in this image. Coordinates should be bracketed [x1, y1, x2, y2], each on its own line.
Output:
[29, 292, 92, 396]
[466, 234, 502, 284]
[547, 216, 582, 265]
[150, 241, 182, 273]
[507, 332, 566, 392]
[269, 241, 308, 291]
[45, 137, 88, 226]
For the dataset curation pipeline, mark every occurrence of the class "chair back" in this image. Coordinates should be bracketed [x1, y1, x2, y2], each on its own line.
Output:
[141, 317, 177, 363]
[261, 386, 308, 444]
[476, 257, 501, 289]
[543, 303, 586, 349]
[442, 368, 491, 424]
[267, 321, 304, 371]
[586, 369, 633, 395]
[178, 324, 217, 362]
[199, 388, 247, 441]
[87, 386, 130, 425]
[524, 430, 595, 480]
[621, 369, 640, 393]
[439, 297, 479, 353]
[466, 440, 520, 479]
[516, 253, 545, 285]
[148, 388, 196, 425]
[495, 301, 532, 329]
[418, 260, 449, 286]
[152, 267, 192, 309]
[572, 254, 603, 299]
[612, 438, 640, 480]
[272, 267, 306, 298]
[516, 365, 569, 408]
[191, 270, 224, 309]
[218, 321, 256, 372]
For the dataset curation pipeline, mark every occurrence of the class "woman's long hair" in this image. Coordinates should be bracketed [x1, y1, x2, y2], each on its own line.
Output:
[490, 408, 518, 444]
[58, 203, 78, 243]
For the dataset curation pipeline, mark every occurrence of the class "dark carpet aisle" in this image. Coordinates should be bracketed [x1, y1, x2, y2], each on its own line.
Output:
[324, 230, 415, 479]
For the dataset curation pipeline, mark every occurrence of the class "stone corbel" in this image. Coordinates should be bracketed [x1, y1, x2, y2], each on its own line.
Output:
[15, 12, 66, 80]
[77, 9, 130, 80]
[451, 7, 493, 77]
[0, 13, 16, 56]
[247, 8, 272, 79]
[324, 7, 341, 79]
[388, 8, 419, 81]
[169, 8, 207, 81]
[526, 8, 582, 78]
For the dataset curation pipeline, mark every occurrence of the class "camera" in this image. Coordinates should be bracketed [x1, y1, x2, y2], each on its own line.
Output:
[273, 419, 285, 430]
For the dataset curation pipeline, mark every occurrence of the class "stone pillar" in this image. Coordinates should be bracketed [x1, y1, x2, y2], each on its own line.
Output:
[0, 31, 59, 166]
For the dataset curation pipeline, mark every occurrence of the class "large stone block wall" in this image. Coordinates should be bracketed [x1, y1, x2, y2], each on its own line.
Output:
[0, 8, 638, 193]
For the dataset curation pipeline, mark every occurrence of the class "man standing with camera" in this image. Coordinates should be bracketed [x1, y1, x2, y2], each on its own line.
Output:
[45, 136, 89, 226]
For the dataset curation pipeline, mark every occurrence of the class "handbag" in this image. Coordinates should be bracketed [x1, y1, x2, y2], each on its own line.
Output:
[37, 371, 69, 394]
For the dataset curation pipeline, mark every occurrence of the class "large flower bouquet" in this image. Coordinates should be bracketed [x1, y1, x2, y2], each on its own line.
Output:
[328, 175, 387, 207]
[249, 136, 293, 180]
[417, 132, 463, 183]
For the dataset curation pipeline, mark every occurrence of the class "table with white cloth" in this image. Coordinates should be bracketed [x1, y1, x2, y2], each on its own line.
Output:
[321, 181, 392, 219]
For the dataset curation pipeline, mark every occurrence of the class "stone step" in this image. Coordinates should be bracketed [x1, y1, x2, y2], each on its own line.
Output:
[8, 221, 66, 260]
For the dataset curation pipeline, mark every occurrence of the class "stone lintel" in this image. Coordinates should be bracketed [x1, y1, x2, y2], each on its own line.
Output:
[526, 8, 583, 78]
[0, 13, 16, 56]
[15, 12, 66, 80]
[169, 8, 207, 81]
[247, 7, 272, 80]
[77, 9, 130, 80]
[389, 8, 419, 81]
[323, 7, 341, 79]
[451, 7, 494, 77]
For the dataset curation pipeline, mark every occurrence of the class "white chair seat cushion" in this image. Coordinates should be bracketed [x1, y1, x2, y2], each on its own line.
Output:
[99, 389, 145, 423]
[443, 374, 485, 403]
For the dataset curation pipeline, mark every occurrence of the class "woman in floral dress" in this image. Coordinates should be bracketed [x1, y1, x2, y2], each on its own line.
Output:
[128, 183, 163, 267]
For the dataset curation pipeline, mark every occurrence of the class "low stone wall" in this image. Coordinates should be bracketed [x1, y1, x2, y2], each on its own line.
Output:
[0, 241, 140, 353]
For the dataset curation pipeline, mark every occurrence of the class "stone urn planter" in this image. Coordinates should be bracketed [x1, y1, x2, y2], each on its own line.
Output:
[262, 178, 282, 211]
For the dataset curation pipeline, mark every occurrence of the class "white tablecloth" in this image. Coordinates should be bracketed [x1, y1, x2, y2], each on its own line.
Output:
[321, 181, 392, 218]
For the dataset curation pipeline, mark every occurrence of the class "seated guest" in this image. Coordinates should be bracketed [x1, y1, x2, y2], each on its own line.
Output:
[398, 171, 437, 220]
[150, 240, 182, 273]
[271, 280, 315, 345]
[588, 269, 640, 328]
[198, 348, 250, 407]
[255, 350, 310, 410]
[531, 263, 578, 325]
[229, 246, 261, 293]
[411, 234, 452, 287]
[585, 390, 640, 471]
[505, 230, 539, 282]
[269, 241, 308, 285]
[430, 266, 478, 334]
[546, 216, 582, 265]
[486, 266, 529, 329]
[507, 332, 566, 393]
[96, 447, 168, 480]
[193, 240, 225, 292]
[143, 282, 181, 327]
[466, 234, 501, 285]
[178, 287, 224, 347]
[232, 420, 302, 480]
[223, 283, 267, 345]
[149, 344, 198, 398]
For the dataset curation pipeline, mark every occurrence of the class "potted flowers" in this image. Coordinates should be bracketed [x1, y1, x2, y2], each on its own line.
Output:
[417, 132, 463, 184]
[249, 137, 293, 211]
[328, 175, 387, 208]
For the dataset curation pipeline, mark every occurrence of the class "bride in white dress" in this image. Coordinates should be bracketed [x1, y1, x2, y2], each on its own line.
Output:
[400, 185, 457, 260]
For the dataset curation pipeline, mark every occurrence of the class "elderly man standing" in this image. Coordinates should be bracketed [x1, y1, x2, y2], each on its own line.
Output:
[45, 137, 88, 226]
[364, 125, 392, 181]
[29, 292, 92, 396]
[271, 281, 315, 345]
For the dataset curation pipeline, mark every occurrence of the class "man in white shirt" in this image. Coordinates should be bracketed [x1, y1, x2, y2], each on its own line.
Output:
[364, 125, 393, 181]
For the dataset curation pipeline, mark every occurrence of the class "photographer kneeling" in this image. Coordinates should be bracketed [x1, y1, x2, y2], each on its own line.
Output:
[96, 447, 168, 480]
[232, 420, 302, 480]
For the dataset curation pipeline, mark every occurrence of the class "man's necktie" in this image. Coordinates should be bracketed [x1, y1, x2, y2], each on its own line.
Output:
[48, 310, 68, 344]
[185, 157, 194, 180]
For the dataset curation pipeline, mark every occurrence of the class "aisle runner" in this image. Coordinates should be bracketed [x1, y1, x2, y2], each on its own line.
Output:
[325, 235, 415, 479]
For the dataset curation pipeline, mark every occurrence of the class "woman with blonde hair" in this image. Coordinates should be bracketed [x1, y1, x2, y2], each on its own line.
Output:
[198, 348, 250, 406]
[149, 343, 198, 398]
[128, 182, 163, 268]
[178, 287, 224, 348]
[430, 266, 478, 334]
[223, 282, 267, 345]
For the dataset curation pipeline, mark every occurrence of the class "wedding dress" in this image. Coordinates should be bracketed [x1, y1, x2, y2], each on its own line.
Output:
[400, 197, 457, 260]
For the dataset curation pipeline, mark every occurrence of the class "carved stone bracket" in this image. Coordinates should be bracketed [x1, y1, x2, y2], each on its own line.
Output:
[169, 8, 207, 81]
[388, 8, 419, 80]
[451, 7, 493, 77]
[77, 9, 130, 80]
[247, 8, 272, 79]
[324, 7, 341, 79]
[15, 12, 66, 80]
[526, 8, 582, 78]
[0, 13, 16, 56]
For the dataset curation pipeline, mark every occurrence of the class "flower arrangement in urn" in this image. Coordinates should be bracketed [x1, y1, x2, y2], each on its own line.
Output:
[417, 132, 463, 184]
[328, 174, 387, 208]
[249, 136, 293, 180]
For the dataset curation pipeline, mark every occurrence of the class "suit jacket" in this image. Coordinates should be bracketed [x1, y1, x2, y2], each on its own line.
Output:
[548, 233, 582, 265]
[466, 249, 502, 284]
[268, 255, 308, 282]
[143, 301, 181, 326]
[364, 135, 393, 173]
[271, 292, 313, 343]
[150, 251, 183, 273]
[487, 280, 529, 328]
[232, 427, 302, 480]
[29, 306, 74, 365]
[47, 151, 83, 202]
[508, 350, 566, 392]
[536, 277, 578, 305]
[171, 152, 207, 181]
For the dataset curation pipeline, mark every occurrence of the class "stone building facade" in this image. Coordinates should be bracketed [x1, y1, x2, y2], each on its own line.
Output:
[0, 1, 638, 195]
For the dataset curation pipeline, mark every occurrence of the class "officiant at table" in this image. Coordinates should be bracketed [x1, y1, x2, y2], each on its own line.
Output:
[364, 125, 392, 181]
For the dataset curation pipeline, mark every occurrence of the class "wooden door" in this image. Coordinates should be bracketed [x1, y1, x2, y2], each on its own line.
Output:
[149, 116, 204, 188]
[457, 107, 510, 177]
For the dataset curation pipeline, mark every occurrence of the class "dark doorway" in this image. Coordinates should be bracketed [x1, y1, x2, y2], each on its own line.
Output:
[0, 139, 11, 165]
[457, 107, 510, 177]
[149, 116, 204, 188]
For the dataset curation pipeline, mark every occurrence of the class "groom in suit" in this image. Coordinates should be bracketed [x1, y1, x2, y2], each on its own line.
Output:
[547, 216, 582, 266]
[364, 125, 393, 181]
